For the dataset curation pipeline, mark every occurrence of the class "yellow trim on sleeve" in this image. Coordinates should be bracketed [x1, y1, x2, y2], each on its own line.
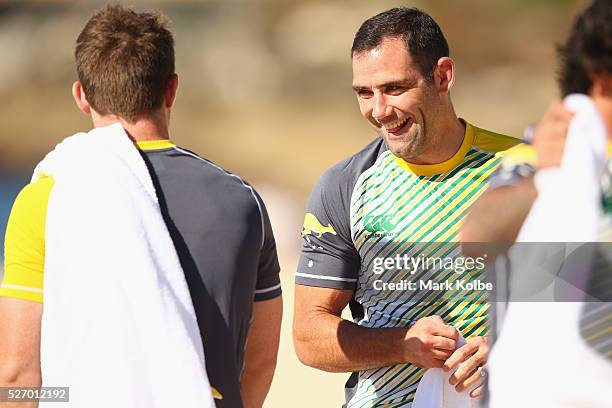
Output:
[498, 144, 537, 167]
[0, 284, 43, 303]
[135, 139, 176, 150]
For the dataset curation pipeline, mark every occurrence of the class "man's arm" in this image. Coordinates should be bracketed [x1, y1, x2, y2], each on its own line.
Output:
[241, 296, 282, 408]
[461, 176, 537, 244]
[0, 297, 42, 408]
[293, 285, 458, 373]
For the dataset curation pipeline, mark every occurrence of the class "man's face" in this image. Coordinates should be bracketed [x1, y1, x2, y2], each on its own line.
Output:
[352, 37, 441, 161]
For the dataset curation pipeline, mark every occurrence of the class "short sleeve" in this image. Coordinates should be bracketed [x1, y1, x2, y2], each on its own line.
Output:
[488, 161, 535, 190]
[296, 167, 361, 290]
[488, 144, 536, 190]
[1, 177, 54, 303]
[253, 192, 282, 302]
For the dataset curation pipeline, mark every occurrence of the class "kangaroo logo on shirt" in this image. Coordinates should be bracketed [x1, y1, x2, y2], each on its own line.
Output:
[302, 213, 337, 237]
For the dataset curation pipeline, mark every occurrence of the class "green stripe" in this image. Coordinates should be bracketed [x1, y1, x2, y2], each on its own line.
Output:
[362, 154, 496, 263]
[358, 152, 493, 259]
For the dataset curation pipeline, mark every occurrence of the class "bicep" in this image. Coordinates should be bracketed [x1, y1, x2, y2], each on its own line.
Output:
[0, 297, 42, 384]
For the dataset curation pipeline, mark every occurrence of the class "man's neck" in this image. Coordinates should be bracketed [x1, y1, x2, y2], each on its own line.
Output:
[92, 112, 171, 141]
[405, 116, 466, 165]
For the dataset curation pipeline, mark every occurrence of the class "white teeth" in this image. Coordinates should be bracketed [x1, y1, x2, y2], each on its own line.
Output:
[383, 117, 408, 131]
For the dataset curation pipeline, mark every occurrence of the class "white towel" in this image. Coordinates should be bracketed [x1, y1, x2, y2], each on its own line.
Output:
[488, 95, 612, 408]
[517, 94, 607, 242]
[413, 333, 480, 408]
[35, 123, 215, 408]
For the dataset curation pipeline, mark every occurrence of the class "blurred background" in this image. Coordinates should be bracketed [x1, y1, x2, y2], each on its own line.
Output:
[0, 0, 589, 406]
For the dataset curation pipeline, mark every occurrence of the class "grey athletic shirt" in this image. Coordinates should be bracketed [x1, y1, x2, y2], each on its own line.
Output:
[140, 144, 281, 408]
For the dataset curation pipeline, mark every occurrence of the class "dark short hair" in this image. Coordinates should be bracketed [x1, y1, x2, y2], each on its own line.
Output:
[558, 0, 612, 96]
[351, 7, 449, 82]
[75, 5, 175, 122]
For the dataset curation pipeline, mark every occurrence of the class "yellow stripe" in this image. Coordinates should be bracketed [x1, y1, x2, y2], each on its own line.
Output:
[430, 163, 499, 242]
[386, 155, 495, 245]
[584, 326, 612, 343]
[472, 125, 520, 153]
[498, 144, 536, 166]
[580, 312, 612, 332]
[392, 122, 476, 176]
[0, 287, 43, 303]
[211, 386, 223, 400]
[420, 157, 498, 241]
[2, 266, 45, 292]
[135, 139, 176, 150]
[355, 170, 434, 248]
[353, 154, 401, 222]
[354, 151, 485, 248]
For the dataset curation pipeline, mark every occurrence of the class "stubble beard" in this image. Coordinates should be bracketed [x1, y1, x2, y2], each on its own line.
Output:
[382, 125, 426, 161]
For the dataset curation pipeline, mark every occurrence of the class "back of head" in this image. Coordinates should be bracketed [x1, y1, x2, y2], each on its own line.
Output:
[75, 5, 175, 122]
[558, 0, 612, 96]
[351, 7, 449, 82]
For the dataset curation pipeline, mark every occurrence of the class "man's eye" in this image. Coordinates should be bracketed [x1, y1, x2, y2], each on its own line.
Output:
[386, 86, 404, 95]
[357, 90, 373, 99]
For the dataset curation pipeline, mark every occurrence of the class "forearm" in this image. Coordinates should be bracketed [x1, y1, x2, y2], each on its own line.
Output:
[294, 310, 408, 373]
[0, 298, 43, 408]
[241, 296, 281, 408]
[241, 358, 276, 408]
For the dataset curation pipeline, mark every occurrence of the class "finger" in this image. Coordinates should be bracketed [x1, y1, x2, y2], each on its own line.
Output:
[431, 348, 454, 360]
[433, 324, 458, 340]
[432, 336, 456, 351]
[443, 342, 477, 372]
[456, 368, 486, 393]
[449, 350, 486, 386]
[455, 369, 480, 392]
[558, 110, 575, 122]
[469, 384, 484, 398]
[546, 101, 572, 121]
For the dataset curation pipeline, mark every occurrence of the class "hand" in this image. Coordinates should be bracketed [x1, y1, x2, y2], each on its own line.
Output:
[533, 101, 574, 169]
[443, 336, 489, 398]
[403, 315, 458, 368]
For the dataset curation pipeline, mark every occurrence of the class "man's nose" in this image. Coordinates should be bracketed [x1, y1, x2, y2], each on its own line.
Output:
[372, 93, 392, 122]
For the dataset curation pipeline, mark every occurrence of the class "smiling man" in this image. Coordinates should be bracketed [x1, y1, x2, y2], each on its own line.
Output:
[293, 8, 520, 407]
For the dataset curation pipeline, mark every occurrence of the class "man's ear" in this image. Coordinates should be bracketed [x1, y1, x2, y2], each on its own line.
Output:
[72, 81, 92, 115]
[165, 74, 179, 109]
[433, 57, 455, 94]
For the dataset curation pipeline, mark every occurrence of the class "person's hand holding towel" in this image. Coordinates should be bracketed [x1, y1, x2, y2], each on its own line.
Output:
[443, 335, 489, 398]
[402, 315, 459, 368]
